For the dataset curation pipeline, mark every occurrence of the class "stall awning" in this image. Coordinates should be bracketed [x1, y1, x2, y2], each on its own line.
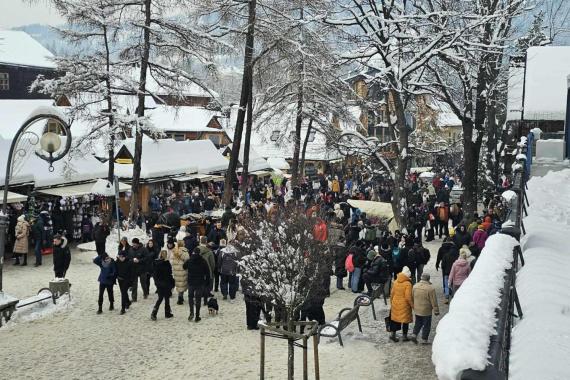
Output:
[173, 173, 213, 183]
[251, 170, 272, 177]
[209, 175, 225, 182]
[3, 191, 28, 204]
[37, 181, 131, 197]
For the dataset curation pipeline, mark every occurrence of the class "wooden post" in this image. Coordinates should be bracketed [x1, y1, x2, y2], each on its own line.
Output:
[303, 337, 308, 380]
[313, 334, 320, 380]
[260, 327, 265, 380]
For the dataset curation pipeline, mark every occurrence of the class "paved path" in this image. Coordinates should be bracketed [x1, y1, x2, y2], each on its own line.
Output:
[0, 239, 448, 379]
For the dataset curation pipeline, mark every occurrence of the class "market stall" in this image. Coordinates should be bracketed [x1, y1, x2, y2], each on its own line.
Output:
[347, 199, 398, 232]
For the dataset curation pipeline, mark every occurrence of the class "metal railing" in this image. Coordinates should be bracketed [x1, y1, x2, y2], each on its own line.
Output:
[461, 136, 530, 380]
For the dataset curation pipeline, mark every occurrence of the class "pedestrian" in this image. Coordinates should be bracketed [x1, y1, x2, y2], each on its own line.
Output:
[241, 277, 261, 330]
[81, 214, 93, 243]
[198, 236, 216, 300]
[151, 250, 175, 321]
[218, 244, 239, 300]
[414, 243, 431, 283]
[52, 234, 71, 278]
[13, 215, 30, 266]
[350, 243, 366, 293]
[213, 239, 227, 293]
[93, 253, 117, 314]
[183, 228, 198, 253]
[128, 238, 152, 302]
[93, 222, 110, 257]
[170, 241, 189, 305]
[333, 236, 348, 290]
[448, 247, 471, 295]
[411, 273, 439, 344]
[453, 224, 471, 247]
[389, 266, 414, 342]
[362, 247, 390, 295]
[183, 247, 211, 322]
[472, 225, 488, 250]
[435, 237, 458, 304]
[118, 237, 130, 256]
[115, 250, 133, 315]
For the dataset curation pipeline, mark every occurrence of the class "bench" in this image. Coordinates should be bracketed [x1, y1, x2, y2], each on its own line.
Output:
[0, 294, 19, 327]
[17, 288, 57, 309]
[318, 305, 362, 346]
[355, 282, 388, 321]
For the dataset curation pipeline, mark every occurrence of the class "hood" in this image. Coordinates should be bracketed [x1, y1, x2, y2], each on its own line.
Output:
[57, 236, 68, 249]
[17, 215, 26, 222]
[396, 272, 411, 283]
[455, 258, 469, 267]
[334, 204, 340, 210]
[221, 245, 238, 254]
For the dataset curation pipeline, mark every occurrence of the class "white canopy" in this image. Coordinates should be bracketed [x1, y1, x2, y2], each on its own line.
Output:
[3, 191, 28, 204]
[37, 180, 130, 197]
[267, 157, 290, 170]
[173, 173, 213, 183]
[347, 199, 398, 232]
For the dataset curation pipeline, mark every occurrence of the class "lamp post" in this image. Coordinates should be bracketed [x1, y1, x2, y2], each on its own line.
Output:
[0, 108, 72, 294]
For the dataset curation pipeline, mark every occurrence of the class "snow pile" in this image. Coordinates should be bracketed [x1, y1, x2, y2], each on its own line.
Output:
[4, 293, 72, 328]
[510, 169, 570, 380]
[432, 234, 519, 380]
[77, 227, 149, 254]
[501, 190, 517, 203]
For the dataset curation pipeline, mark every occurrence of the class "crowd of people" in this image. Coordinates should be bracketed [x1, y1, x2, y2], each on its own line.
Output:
[7, 163, 511, 345]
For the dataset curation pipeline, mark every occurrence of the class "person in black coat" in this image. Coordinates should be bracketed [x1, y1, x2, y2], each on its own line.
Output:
[183, 247, 211, 322]
[128, 238, 152, 301]
[241, 277, 262, 330]
[183, 229, 199, 254]
[93, 222, 110, 257]
[52, 234, 71, 278]
[207, 222, 227, 247]
[436, 238, 459, 303]
[151, 250, 175, 320]
[333, 238, 348, 290]
[363, 251, 390, 295]
[116, 251, 134, 314]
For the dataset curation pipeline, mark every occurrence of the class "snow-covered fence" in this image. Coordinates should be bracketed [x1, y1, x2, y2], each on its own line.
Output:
[433, 139, 530, 380]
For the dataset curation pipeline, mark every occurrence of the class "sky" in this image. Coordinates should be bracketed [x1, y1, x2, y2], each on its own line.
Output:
[0, 0, 64, 29]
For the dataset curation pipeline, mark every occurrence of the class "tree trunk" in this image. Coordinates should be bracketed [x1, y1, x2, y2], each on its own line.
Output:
[389, 90, 409, 228]
[287, 310, 295, 380]
[462, 120, 479, 218]
[290, 87, 303, 187]
[299, 118, 313, 179]
[129, 0, 151, 220]
[223, 0, 256, 206]
[240, 83, 254, 195]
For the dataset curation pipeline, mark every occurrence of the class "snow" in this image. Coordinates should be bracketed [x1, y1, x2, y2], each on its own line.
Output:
[515, 153, 527, 161]
[523, 46, 570, 121]
[507, 66, 525, 121]
[0, 99, 56, 139]
[432, 234, 519, 380]
[5, 293, 72, 328]
[536, 139, 565, 161]
[501, 190, 517, 202]
[148, 106, 223, 133]
[0, 30, 56, 69]
[78, 227, 150, 255]
[510, 169, 570, 380]
[319, 320, 339, 336]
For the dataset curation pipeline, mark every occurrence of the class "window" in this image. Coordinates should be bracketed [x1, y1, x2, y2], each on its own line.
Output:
[270, 130, 280, 142]
[208, 135, 220, 146]
[46, 119, 63, 134]
[172, 134, 186, 141]
[0, 73, 8, 90]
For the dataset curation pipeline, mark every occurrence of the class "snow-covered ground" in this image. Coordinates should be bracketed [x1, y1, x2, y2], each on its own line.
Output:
[510, 168, 570, 380]
[0, 239, 449, 379]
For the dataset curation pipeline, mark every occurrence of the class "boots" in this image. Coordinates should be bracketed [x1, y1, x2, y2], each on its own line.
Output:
[195, 305, 201, 322]
[177, 294, 184, 305]
[402, 334, 410, 342]
[21, 254, 27, 266]
[14, 254, 20, 265]
[165, 305, 173, 319]
[97, 304, 103, 315]
[109, 302, 114, 311]
[389, 332, 399, 342]
[188, 304, 194, 321]
[151, 308, 158, 321]
[411, 334, 418, 344]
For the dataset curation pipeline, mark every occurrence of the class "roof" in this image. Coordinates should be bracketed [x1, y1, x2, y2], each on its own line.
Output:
[148, 106, 222, 133]
[523, 46, 570, 121]
[0, 30, 56, 69]
[0, 99, 56, 139]
[430, 99, 462, 127]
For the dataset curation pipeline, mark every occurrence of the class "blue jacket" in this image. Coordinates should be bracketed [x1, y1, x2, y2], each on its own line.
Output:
[94, 256, 117, 285]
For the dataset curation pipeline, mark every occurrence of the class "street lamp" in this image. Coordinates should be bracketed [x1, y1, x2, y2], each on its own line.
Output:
[0, 108, 72, 294]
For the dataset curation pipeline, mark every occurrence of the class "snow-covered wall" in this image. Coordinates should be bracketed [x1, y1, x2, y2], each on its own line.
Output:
[510, 169, 570, 380]
[535, 139, 565, 161]
[432, 234, 519, 380]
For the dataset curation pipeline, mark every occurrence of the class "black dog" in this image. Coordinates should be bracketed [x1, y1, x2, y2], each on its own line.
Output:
[207, 297, 219, 315]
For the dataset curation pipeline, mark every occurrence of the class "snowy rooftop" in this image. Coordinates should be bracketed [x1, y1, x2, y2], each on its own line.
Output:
[521, 46, 570, 121]
[430, 99, 462, 127]
[0, 99, 56, 139]
[0, 30, 56, 69]
[148, 106, 222, 133]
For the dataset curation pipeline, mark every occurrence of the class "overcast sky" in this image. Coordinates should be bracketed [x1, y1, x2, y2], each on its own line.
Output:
[0, 0, 64, 29]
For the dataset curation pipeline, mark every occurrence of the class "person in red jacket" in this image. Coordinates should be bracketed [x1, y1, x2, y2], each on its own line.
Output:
[313, 218, 328, 243]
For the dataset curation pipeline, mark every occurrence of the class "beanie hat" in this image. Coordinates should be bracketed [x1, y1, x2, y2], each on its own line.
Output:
[367, 250, 376, 261]
[402, 266, 412, 278]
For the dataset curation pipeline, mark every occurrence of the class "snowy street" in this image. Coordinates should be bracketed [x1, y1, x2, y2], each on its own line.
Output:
[1, 239, 447, 379]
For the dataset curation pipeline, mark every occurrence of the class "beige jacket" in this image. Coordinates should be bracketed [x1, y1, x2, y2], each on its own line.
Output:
[412, 280, 439, 317]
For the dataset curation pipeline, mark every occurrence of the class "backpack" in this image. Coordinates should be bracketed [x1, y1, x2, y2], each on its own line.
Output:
[407, 248, 417, 266]
[365, 227, 376, 242]
[392, 247, 400, 265]
[345, 253, 355, 273]
[421, 248, 431, 265]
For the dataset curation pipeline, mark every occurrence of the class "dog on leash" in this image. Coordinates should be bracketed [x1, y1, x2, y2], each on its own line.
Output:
[207, 297, 219, 315]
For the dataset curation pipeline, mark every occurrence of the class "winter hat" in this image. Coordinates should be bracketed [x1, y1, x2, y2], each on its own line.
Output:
[421, 273, 431, 282]
[366, 250, 376, 261]
[132, 238, 140, 245]
[402, 266, 412, 278]
[17, 214, 26, 222]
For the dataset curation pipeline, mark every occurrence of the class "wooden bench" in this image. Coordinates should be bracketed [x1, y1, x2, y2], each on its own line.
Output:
[318, 305, 362, 346]
[355, 282, 388, 321]
[17, 288, 57, 309]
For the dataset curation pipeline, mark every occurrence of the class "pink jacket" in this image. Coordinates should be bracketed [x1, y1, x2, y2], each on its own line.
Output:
[472, 229, 488, 250]
[449, 258, 471, 287]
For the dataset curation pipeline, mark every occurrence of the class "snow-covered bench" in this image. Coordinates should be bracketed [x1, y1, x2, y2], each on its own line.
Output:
[355, 283, 388, 321]
[17, 288, 57, 309]
[318, 304, 363, 346]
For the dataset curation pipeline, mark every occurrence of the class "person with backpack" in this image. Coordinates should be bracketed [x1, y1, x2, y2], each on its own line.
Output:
[218, 244, 239, 300]
[414, 243, 431, 284]
[334, 237, 348, 290]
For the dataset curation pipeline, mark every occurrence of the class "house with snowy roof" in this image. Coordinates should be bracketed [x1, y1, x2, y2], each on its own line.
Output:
[507, 46, 570, 137]
[0, 30, 60, 100]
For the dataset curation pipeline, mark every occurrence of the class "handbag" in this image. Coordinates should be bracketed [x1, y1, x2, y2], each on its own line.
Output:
[384, 309, 392, 332]
[41, 247, 53, 255]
